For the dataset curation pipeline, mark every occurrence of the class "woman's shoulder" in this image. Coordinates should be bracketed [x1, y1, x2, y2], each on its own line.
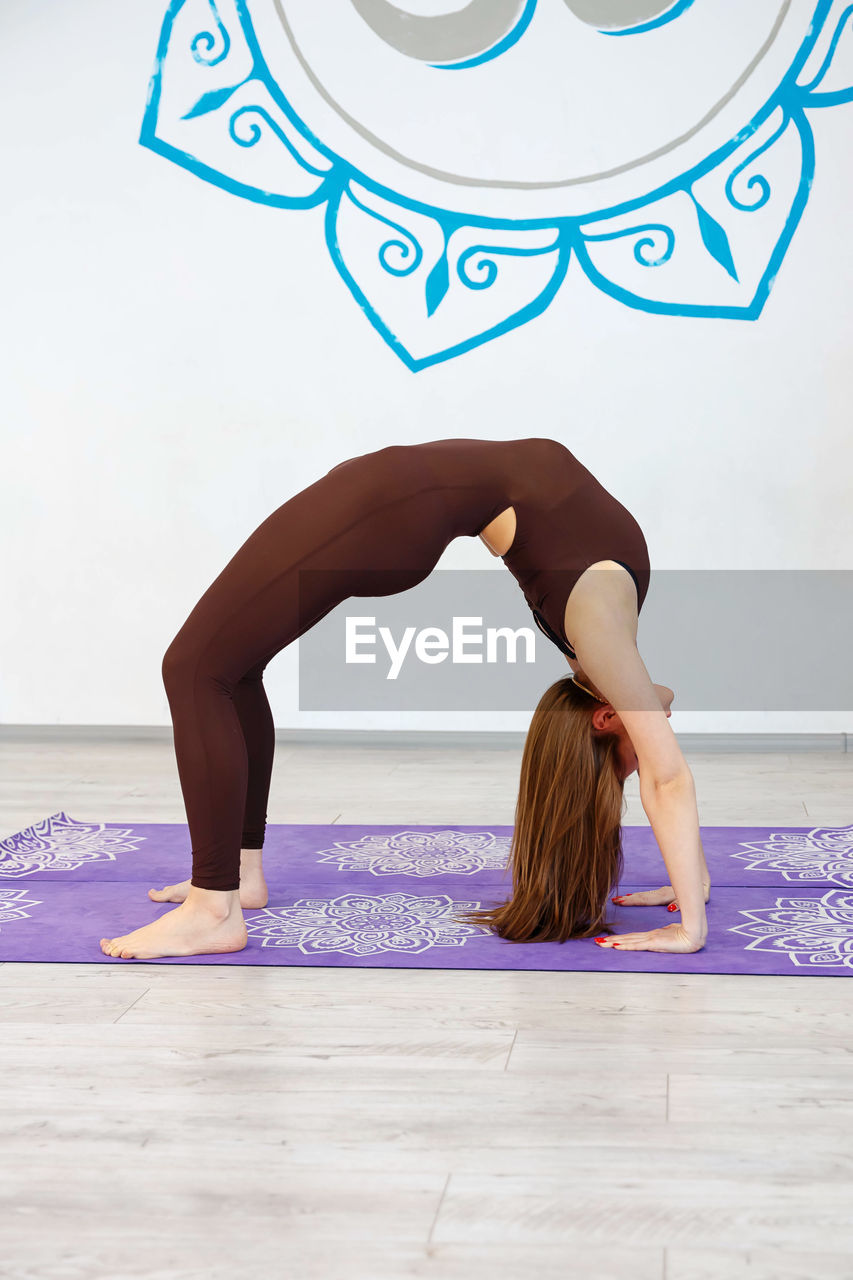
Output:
[563, 560, 640, 655]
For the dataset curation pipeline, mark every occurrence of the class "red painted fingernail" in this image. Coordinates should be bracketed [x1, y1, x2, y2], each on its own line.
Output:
[611, 897, 622, 904]
[613, 943, 622, 948]
[594, 936, 606, 943]
[667, 903, 678, 912]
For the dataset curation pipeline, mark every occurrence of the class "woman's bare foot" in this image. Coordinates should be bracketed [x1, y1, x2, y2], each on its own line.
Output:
[148, 848, 269, 908]
[101, 887, 247, 960]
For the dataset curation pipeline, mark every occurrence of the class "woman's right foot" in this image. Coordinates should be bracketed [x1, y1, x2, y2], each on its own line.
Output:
[149, 852, 269, 909]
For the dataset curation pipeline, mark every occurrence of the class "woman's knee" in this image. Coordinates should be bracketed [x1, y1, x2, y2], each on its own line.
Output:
[161, 638, 200, 690]
[238, 658, 268, 685]
[162, 638, 247, 700]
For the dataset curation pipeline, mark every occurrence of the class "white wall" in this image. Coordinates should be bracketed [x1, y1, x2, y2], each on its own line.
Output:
[2, 0, 852, 734]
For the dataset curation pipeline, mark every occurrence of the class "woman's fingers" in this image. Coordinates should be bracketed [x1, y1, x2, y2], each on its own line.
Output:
[612, 885, 675, 907]
[594, 924, 703, 953]
[597, 931, 650, 947]
[595, 932, 651, 948]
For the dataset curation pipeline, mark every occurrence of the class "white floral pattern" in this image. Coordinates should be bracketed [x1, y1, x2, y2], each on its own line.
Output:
[315, 828, 511, 877]
[244, 891, 488, 955]
[732, 824, 853, 887]
[0, 811, 147, 879]
[0, 888, 43, 929]
[729, 889, 853, 971]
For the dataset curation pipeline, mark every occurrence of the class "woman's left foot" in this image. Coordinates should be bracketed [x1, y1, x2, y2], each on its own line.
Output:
[100, 898, 247, 960]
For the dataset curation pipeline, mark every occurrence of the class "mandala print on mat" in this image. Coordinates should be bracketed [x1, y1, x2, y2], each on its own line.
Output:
[0, 812, 147, 879]
[732, 824, 853, 887]
[244, 891, 488, 954]
[142, 0, 853, 368]
[730, 889, 853, 971]
[316, 829, 511, 877]
[0, 889, 43, 929]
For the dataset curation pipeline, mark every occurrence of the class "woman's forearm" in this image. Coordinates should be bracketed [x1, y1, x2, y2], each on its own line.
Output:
[639, 769, 708, 941]
[698, 833, 711, 891]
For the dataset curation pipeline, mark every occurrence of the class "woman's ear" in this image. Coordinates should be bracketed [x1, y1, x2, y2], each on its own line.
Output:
[591, 704, 616, 732]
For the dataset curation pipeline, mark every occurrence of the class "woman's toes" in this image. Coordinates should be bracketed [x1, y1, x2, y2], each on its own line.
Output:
[148, 880, 190, 904]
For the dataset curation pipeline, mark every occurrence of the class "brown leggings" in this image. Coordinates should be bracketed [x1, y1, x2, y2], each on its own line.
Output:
[161, 447, 469, 891]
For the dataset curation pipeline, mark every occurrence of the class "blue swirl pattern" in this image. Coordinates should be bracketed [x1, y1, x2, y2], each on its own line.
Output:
[346, 186, 425, 277]
[581, 223, 676, 268]
[190, 0, 231, 65]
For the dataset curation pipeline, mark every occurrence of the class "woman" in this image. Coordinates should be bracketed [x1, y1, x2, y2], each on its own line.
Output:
[99, 438, 710, 960]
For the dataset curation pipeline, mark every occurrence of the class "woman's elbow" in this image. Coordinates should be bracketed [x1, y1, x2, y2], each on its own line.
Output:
[640, 764, 695, 797]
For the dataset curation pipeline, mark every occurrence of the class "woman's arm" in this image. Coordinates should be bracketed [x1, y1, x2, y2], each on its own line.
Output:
[615, 833, 711, 909]
[565, 563, 708, 952]
[633, 771, 708, 948]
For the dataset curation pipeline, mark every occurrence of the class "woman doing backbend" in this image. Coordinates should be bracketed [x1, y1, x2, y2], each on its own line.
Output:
[99, 437, 710, 961]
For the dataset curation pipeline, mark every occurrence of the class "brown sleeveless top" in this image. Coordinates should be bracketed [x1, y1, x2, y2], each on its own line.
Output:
[398, 437, 651, 659]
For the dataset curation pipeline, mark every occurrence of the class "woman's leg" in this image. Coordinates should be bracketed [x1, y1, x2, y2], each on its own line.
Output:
[100, 474, 374, 958]
[147, 654, 275, 906]
[156, 548, 337, 895]
[234, 657, 276, 854]
[100, 458, 452, 959]
[235, 660, 276, 902]
[159, 640, 249, 892]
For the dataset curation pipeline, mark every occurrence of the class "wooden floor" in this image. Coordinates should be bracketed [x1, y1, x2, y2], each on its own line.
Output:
[1, 737, 852, 1279]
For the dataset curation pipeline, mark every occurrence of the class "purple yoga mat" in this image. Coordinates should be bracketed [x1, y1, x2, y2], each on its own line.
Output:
[1, 812, 851, 974]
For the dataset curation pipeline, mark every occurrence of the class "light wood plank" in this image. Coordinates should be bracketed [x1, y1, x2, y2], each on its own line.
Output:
[669, 1072, 853, 1123]
[666, 1247, 853, 1280]
[432, 1171, 853, 1250]
[0, 1235, 665, 1280]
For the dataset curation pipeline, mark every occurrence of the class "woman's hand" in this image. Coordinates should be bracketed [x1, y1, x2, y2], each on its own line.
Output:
[612, 883, 711, 910]
[594, 923, 706, 953]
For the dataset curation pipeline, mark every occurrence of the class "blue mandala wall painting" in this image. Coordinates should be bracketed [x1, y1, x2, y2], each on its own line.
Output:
[141, 0, 853, 369]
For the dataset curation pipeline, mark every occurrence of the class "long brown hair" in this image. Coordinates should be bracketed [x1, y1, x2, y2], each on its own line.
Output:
[459, 675, 625, 942]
